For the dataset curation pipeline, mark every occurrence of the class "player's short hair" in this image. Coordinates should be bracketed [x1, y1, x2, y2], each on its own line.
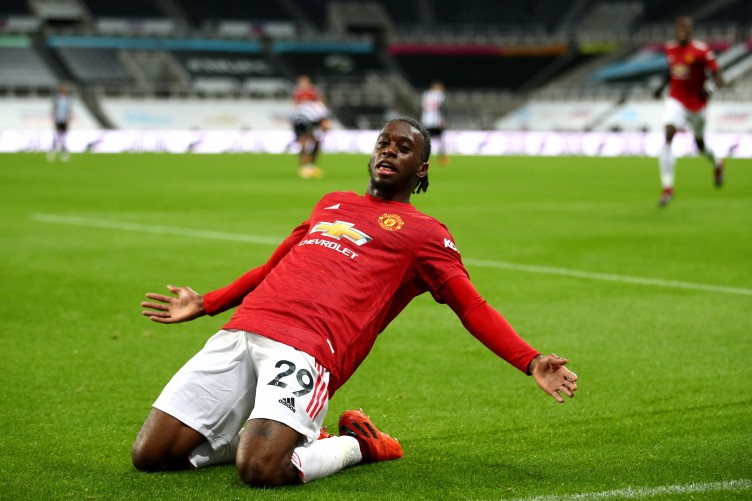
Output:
[384, 116, 431, 162]
[383, 117, 431, 194]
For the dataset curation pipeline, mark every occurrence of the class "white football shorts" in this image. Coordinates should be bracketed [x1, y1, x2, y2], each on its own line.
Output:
[662, 97, 706, 139]
[153, 329, 330, 450]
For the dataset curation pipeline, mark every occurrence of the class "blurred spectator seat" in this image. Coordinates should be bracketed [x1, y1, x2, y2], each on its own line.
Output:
[55, 47, 134, 83]
[95, 18, 178, 36]
[0, 45, 58, 88]
[241, 77, 292, 96]
[180, 0, 292, 26]
[576, 1, 643, 38]
[191, 76, 239, 95]
[173, 49, 287, 96]
[28, 0, 86, 23]
[216, 20, 295, 39]
[80, 0, 165, 18]
[0, 16, 41, 33]
[431, 0, 568, 32]
[273, 40, 384, 82]
[0, 0, 31, 14]
[390, 46, 566, 90]
[174, 50, 279, 79]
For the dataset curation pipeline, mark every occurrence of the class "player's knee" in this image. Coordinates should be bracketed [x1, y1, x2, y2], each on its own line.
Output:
[236, 457, 289, 488]
[131, 442, 159, 472]
[131, 442, 183, 472]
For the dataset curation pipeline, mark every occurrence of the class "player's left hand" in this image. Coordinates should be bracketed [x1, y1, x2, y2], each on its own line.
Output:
[529, 353, 578, 403]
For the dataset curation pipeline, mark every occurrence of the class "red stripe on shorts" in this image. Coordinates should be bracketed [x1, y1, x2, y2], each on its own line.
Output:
[306, 362, 328, 419]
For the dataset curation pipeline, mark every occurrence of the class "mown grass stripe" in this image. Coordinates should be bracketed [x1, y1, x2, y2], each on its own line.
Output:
[32, 213, 752, 297]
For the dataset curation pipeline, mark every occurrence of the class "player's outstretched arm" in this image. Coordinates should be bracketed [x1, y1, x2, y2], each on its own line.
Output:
[528, 354, 578, 404]
[141, 284, 206, 324]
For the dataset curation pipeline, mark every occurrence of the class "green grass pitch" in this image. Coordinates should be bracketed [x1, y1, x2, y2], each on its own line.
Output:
[1, 151, 750, 500]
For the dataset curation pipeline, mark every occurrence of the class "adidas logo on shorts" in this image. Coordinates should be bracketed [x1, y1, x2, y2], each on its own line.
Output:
[278, 397, 295, 413]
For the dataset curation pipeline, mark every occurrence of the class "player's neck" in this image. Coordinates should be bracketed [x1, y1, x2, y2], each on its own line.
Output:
[365, 185, 412, 204]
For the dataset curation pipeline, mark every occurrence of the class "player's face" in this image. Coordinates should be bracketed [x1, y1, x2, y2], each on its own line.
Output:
[676, 18, 692, 44]
[368, 121, 428, 199]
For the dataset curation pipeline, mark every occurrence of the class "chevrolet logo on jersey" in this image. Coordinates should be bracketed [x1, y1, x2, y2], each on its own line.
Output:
[310, 221, 372, 246]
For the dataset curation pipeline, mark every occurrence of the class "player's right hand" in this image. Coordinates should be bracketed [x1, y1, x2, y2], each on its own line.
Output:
[141, 284, 206, 324]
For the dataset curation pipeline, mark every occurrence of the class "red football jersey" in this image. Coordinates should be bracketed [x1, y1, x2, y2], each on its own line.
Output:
[217, 191, 469, 394]
[664, 39, 719, 112]
[293, 87, 320, 104]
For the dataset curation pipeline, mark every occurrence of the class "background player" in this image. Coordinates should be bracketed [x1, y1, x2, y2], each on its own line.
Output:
[290, 98, 332, 179]
[654, 16, 725, 207]
[132, 117, 577, 488]
[292, 74, 320, 105]
[49, 82, 72, 162]
[421, 81, 448, 165]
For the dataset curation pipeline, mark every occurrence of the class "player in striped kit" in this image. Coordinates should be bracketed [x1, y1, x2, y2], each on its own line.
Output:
[49, 83, 72, 162]
[421, 81, 448, 164]
[291, 99, 332, 179]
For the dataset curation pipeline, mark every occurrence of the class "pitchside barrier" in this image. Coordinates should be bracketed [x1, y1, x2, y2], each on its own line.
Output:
[1, 96, 750, 157]
[1, 129, 750, 157]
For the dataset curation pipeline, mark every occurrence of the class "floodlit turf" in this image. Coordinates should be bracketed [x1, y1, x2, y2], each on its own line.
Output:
[1, 151, 750, 500]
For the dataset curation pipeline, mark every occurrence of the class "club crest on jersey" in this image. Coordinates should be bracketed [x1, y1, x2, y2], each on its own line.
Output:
[310, 220, 372, 246]
[378, 213, 404, 231]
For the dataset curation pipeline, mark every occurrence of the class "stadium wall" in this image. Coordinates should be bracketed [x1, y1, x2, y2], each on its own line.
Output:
[496, 101, 752, 133]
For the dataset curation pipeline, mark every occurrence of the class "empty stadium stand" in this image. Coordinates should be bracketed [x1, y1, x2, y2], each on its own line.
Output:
[80, 0, 167, 18]
[0, 0, 31, 15]
[54, 47, 134, 84]
[0, 0, 749, 132]
[0, 44, 57, 88]
[180, 0, 291, 25]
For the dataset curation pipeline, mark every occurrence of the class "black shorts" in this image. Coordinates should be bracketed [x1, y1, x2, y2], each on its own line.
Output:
[292, 117, 315, 139]
[426, 127, 444, 138]
[55, 122, 69, 133]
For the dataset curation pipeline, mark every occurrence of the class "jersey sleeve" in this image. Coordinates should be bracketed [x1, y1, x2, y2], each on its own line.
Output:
[415, 222, 469, 301]
[704, 47, 719, 73]
[439, 275, 540, 373]
[203, 220, 310, 315]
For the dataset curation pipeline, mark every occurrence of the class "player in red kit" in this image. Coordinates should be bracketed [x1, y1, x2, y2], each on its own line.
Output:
[654, 16, 725, 206]
[131, 118, 578, 487]
[292, 74, 320, 104]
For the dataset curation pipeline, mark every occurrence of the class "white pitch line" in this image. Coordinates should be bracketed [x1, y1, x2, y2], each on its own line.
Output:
[31, 213, 752, 297]
[31, 213, 282, 246]
[507, 478, 752, 501]
[464, 258, 752, 297]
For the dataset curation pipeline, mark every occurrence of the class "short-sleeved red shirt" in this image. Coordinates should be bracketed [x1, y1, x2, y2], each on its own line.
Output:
[293, 87, 320, 104]
[664, 39, 719, 112]
[218, 191, 469, 394]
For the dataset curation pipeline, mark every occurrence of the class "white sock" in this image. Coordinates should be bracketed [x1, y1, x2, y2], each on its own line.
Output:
[188, 434, 240, 468]
[659, 144, 675, 189]
[291, 436, 362, 483]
